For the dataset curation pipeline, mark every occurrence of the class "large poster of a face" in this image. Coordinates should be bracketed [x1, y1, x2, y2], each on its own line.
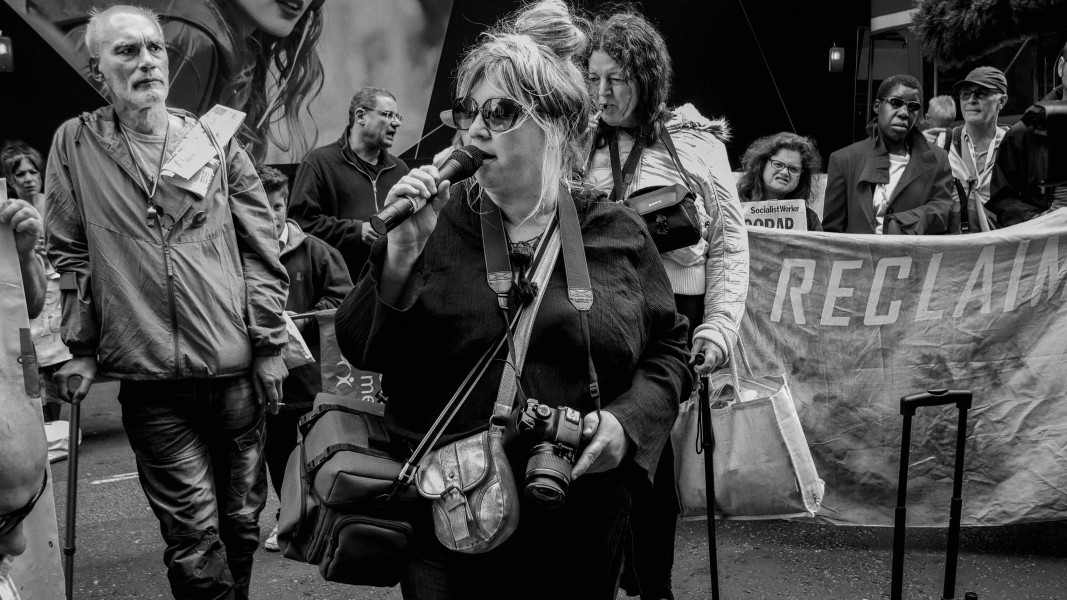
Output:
[12, 0, 451, 163]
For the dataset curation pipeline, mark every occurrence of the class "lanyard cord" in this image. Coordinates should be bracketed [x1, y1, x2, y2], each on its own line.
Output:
[118, 116, 170, 201]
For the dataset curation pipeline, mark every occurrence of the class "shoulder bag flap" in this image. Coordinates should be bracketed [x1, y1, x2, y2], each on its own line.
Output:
[415, 431, 491, 497]
[627, 183, 690, 216]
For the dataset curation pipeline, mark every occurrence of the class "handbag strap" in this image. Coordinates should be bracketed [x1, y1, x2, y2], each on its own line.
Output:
[397, 326, 512, 487]
[657, 125, 697, 197]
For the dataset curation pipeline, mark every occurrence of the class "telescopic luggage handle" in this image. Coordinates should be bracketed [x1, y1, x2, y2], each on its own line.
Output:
[891, 388, 974, 600]
[900, 389, 972, 416]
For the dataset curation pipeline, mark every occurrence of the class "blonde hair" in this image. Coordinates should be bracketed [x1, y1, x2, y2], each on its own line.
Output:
[455, 0, 593, 216]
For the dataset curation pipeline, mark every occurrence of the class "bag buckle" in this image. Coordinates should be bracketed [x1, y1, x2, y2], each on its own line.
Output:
[397, 462, 419, 486]
[655, 213, 669, 235]
[441, 485, 472, 541]
[441, 484, 464, 508]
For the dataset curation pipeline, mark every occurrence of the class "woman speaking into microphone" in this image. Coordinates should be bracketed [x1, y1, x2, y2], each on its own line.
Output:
[334, 1, 689, 598]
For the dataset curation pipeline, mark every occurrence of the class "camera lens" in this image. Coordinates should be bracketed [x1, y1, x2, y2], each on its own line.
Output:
[525, 443, 572, 508]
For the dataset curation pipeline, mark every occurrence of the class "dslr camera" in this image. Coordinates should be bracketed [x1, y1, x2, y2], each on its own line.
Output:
[509, 399, 583, 508]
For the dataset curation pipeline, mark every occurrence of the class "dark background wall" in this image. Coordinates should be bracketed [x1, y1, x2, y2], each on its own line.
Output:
[0, 0, 104, 165]
[2, 0, 871, 173]
[405, 0, 872, 168]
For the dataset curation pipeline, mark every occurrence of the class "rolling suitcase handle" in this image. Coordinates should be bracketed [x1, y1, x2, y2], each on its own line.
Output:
[60, 375, 84, 600]
[890, 389, 973, 600]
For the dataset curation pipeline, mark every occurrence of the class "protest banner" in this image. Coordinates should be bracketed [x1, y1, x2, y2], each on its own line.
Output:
[742, 199, 808, 231]
[742, 210, 1067, 526]
[0, 202, 64, 598]
[315, 310, 383, 402]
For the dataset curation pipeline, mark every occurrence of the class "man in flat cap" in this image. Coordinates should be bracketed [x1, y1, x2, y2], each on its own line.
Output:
[936, 66, 1010, 232]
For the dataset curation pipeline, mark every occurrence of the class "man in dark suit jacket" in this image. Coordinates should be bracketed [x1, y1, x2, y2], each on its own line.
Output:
[824, 74, 954, 235]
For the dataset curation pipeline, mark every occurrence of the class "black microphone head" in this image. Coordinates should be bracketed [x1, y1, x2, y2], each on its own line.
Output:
[441, 145, 486, 182]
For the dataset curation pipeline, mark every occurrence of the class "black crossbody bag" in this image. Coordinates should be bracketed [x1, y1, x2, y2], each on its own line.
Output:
[605, 125, 703, 253]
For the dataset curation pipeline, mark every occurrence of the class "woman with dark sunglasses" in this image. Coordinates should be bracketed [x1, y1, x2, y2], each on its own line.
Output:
[335, 2, 689, 598]
[581, 11, 749, 600]
[823, 74, 955, 234]
[737, 132, 825, 232]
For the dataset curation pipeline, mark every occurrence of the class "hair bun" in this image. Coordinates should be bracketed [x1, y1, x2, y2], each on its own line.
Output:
[509, 0, 589, 61]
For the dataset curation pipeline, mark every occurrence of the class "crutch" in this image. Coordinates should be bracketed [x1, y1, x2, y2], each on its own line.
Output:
[694, 356, 720, 600]
[890, 389, 973, 600]
[60, 375, 83, 600]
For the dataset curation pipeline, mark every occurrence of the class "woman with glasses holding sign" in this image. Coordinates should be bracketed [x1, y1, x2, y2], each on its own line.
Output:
[581, 10, 748, 600]
[737, 132, 825, 231]
[335, 2, 689, 598]
[823, 74, 954, 235]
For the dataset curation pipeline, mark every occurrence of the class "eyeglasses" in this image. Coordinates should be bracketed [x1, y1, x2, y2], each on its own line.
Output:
[768, 159, 802, 177]
[881, 96, 922, 113]
[958, 88, 994, 101]
[452, 97, 527, 133]
[362, 107, 404, 123]
[0, 470, 48, 538]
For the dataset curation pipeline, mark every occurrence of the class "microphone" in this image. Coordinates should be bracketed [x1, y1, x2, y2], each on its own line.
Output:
[370, 145, 486, 234]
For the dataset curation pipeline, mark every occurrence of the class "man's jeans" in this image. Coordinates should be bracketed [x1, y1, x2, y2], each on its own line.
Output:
[119, 378, 267, 600]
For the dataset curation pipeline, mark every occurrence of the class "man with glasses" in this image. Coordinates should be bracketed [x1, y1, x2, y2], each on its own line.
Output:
[990, 41, 1067, 226]
[289, 87, 411, 281]
[936, 67, 1011, 232]
[0, 196, 48, 600]
[824, 74, 954, 234]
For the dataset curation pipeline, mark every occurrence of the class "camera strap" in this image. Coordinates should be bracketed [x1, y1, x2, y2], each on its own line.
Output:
[480, 185, 601, 423]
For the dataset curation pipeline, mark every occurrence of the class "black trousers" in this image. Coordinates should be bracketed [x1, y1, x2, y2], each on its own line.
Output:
[621, 293, 701, 600]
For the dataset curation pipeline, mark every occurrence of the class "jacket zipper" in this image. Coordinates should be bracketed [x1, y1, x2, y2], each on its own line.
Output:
[339, 142, 395, 212]
[161, 241, 182, 378]
[85, 116, 183, 376]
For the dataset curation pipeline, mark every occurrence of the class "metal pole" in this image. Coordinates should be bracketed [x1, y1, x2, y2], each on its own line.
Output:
[942, 408, 969, 600]
[890, 410, 913, 600]
[699, 375, 720, 600]
[63, 375, 84, 600]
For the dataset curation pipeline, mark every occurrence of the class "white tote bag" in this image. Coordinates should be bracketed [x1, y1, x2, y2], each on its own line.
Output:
[672, 342, 825, 520]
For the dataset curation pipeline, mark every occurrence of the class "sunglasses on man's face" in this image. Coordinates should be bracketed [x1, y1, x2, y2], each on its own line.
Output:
[881, 96, 922, 113]
[452, 97, 526, 133]
[0, 470, 47, 538]
[958, 88, 995, 101]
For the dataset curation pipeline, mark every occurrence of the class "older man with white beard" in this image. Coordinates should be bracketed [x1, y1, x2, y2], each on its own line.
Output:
[44, 6, 288, 599]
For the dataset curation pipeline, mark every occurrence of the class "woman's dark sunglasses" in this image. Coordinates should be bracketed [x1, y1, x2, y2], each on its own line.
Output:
[881, 96, 922, 113]
[0, 469, 48, 537]
[452, 97, 525, 132]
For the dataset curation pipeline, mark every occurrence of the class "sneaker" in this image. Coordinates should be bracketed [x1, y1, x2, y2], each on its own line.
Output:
[264, 525, 279, 552]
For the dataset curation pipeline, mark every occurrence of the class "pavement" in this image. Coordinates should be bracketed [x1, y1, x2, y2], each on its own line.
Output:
[45, 381, 1067, 599]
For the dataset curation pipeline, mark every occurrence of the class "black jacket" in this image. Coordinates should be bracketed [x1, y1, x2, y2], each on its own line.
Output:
[336, 185, 689, 481]
[279, 221, 353, 410]
[989, 88, 1064, 226]
[288, 132, 410, 281]
[823, 122, 954, 234]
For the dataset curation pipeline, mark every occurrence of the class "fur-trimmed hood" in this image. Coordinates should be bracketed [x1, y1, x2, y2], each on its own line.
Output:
[666, 103, 731, 143]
